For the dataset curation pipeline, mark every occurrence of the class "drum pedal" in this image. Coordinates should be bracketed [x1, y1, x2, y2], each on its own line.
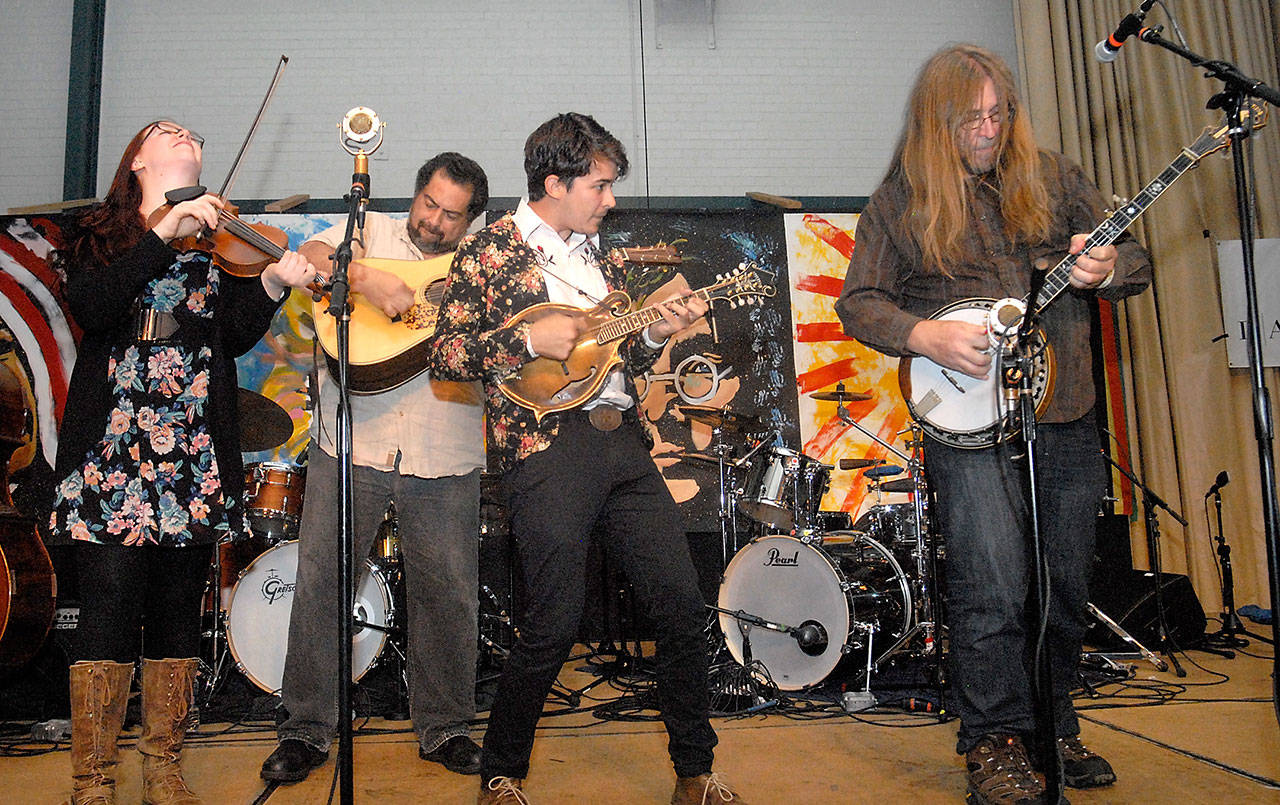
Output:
[841, 689, 876, 713]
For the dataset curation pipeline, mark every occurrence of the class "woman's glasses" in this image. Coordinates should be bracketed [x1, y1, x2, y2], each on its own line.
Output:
[148, 122, 205, 148]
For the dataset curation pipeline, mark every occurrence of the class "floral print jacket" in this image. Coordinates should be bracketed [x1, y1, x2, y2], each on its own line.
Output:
[427, 214, 663, 472]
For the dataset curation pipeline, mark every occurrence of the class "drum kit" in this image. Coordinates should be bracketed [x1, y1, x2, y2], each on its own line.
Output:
[684, 382, 945, 696]
[201, 391, 405, 702]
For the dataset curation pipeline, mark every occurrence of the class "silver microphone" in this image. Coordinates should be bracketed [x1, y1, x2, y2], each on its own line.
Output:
[338, 106, 385, 155]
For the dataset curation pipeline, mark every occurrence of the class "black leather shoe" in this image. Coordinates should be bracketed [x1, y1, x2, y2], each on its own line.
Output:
[261, 739, 329, 782]
[419, 735, 482, 775]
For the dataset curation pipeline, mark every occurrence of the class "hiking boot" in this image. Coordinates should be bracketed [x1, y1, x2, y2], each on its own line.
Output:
[1057, 736, 1116, 788]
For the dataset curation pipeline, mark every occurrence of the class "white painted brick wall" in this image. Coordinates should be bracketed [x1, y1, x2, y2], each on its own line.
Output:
[3, 1, 1016, 210]
[0, 0, 73, 210]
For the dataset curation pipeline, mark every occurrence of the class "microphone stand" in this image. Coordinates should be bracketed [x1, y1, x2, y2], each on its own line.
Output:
[1006, 269, 1062, 804]
[1132, 23, 1280, 730]
[1097, 452, 1203, 668]
[325, 151, 368, 805]
[1204, 487, 1273, 648]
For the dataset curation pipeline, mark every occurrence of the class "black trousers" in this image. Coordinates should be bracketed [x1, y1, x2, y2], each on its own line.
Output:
[74, 541, 213, 662]
[480, 412, 717, 781]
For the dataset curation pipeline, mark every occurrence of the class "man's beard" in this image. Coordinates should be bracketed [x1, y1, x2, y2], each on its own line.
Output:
[408, 222, 460, 255]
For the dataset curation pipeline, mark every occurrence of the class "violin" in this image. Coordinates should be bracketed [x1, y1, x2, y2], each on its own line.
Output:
[146, 186, 300, 279]
[141, 55, 325, 295]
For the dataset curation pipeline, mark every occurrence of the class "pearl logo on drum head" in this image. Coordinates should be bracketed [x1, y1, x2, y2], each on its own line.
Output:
[762, 548, 799, 567]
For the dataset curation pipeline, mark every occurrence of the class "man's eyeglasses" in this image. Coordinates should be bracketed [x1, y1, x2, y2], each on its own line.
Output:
[958, 109, 1007, 132]
[148, 122, 205, 148]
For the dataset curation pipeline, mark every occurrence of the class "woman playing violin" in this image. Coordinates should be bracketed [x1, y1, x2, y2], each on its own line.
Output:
[49, 119, 315, 805]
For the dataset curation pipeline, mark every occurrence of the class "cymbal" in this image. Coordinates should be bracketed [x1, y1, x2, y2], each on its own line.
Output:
[237, 388, 293, 453]
[810, 388, 872, 402]
[678, 405, 765, 432]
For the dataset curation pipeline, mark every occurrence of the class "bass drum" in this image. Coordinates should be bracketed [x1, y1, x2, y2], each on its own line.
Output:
[225, 540, 393, 694]
[717, 533, 911, 690]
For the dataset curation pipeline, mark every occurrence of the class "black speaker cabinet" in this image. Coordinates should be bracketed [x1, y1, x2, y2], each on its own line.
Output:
[1086, 570, 1207, 649]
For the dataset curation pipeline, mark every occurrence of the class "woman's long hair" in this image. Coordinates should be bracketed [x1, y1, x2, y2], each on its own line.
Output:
[886, 45, 1049, 273]
[58, 120, 166, 274]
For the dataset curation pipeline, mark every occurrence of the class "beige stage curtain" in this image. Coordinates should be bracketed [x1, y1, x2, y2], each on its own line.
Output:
[1013, 1, 1280, 615]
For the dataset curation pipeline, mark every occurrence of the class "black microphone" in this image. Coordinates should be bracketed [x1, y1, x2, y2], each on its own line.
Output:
[1205, 470, 1230, 498]
[793, 620, 829, 656]
[1095, 0, 1157, 62]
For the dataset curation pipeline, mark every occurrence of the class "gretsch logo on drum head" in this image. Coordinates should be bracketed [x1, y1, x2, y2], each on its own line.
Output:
[762, 547, 799, 567]
[260, 567, 295, 605]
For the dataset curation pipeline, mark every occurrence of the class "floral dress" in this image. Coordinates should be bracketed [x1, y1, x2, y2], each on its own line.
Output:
[50, 251, 242, 547]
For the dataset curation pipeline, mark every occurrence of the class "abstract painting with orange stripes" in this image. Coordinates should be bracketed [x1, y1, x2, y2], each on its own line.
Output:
[784, 212, 913, 522]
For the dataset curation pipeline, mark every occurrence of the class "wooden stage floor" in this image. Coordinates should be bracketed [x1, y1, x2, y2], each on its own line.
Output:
[3, 641, 1278, 803]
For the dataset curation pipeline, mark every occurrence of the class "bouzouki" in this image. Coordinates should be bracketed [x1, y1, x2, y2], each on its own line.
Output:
[900, 101, 1268, 448]
[313, 245, 685, 394]
[499, 263, 773, 421]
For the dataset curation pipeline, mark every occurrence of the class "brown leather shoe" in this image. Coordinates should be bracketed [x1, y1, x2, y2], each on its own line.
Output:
[478, 776, 528, 804]
[1056, 736, 1116, 788]
[672, 772, 745, 804]
[965, 734, 1055, 804]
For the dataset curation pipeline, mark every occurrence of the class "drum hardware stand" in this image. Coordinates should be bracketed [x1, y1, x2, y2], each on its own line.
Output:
[197, 533, 243, 708]
[1085, 602, 1167, 671]
[705, 606, 780, 715]
[827, 386, 942, 663]
[1098, 451, 1198, 671]
[841, 622, 878, 713]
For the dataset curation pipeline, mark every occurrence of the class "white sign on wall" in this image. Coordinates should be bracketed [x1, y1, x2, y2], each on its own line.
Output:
[1216, 238, 1280, 368]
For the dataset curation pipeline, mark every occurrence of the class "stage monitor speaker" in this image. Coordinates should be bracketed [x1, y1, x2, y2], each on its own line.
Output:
[1086, 570, 1206, 649]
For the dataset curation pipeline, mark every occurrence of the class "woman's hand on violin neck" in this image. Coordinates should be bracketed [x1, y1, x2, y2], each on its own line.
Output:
[260, 250, 318, 301]
[150, 193, 224, 243]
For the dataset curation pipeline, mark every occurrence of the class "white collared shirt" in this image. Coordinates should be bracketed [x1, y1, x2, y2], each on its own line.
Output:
[511, 199, 633, 410]
[308, 211, 486, 478]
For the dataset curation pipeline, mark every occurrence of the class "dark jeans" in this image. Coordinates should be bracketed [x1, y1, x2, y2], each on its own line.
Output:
[926, 412, 1105, 754]
[278, 449, 481, 752]
[480, 413, 717, 782]
[74, 541, 213, 662]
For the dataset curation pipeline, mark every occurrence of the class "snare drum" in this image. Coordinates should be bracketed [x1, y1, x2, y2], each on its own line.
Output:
[717, 532, 912, 690]
[243, 462, 306, 541]
[224, 540, 393, 694]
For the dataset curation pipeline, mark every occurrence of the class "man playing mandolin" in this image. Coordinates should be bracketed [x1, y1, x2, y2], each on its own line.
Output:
[837, 45, 1151, 804]
[261, 152, 491, 782]
[428, 112, 744, 805]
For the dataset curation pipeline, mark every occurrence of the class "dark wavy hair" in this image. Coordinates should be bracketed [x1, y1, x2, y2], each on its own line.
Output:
[415, 152, 489, 221]
[57, 120, 171, 275]
[524, 113, 628, 201]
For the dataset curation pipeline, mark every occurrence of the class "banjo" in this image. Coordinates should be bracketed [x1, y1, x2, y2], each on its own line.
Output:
[900, 101, 1267, 449]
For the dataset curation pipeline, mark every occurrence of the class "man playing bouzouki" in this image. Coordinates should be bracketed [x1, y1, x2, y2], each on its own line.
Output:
[261, 153, 491, 782]
[837, 45, 1150, 804]
[427, 113, 744, 804]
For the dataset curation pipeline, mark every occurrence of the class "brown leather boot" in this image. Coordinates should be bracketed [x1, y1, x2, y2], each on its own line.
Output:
[139, 658, 201, 805]
[67, 660, 134, 805]
[671, 772, 746, 804]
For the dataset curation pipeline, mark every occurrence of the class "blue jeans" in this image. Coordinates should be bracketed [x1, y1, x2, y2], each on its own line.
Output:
[926, 412, 1105, 753]
[277, 449, 481, 753]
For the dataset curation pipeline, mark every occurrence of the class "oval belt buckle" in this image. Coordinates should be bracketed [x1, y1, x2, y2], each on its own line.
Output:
[588, 406, 622, 432]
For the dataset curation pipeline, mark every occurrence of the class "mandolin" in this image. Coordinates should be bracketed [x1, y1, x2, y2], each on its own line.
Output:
[498, 263, 773, 421]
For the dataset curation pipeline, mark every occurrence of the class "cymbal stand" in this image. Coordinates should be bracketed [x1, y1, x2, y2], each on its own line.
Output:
[197, 534, 237, 707]
[825, 386, 941, 666]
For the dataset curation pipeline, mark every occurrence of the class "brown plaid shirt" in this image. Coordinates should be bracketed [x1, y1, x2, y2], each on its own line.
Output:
[836, 150, 1152, 423]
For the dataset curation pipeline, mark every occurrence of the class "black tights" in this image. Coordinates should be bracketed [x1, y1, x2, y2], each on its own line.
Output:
[73, 542, 213, 662]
